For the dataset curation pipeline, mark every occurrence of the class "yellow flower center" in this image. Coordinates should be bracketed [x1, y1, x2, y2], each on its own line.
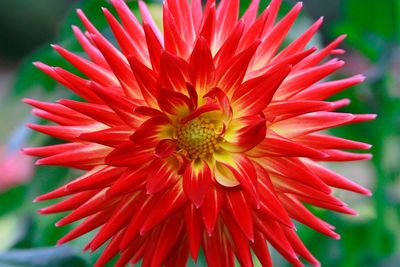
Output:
[175, 117, 220, 159]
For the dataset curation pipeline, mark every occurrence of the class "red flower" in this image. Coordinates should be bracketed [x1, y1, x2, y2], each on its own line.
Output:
[25, 0, 375, 266]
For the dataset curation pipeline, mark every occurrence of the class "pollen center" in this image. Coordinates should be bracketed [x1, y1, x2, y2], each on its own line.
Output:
[176, 117, 220, 159]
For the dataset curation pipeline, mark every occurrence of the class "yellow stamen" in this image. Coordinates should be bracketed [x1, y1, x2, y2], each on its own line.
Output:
[175, 117, 220, 159]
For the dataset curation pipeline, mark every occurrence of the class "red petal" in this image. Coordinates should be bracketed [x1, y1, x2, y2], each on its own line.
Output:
[105, 141, 154, 167]
[250, 231, 273, 267]
[222, 210, 254, 267]
[146, 157, 179, 194]
[89, 196, 137, 250]
[201, 188, 224, 235]
[214, 21, 244, 67]
[79, 126, 132, 147]
[265, 100, 335, 120]
[215, 0, 239, 45]
[222, 116, 266, 153]
[183, 160, 212, 207]
[283, 228, 320, 267]
[247, 132, 328, 159]
[35, 144, 110, 169]
[202, 225, 235, 267]
[140, 184, 187, 234]
[155, 139, 177, 158]
[274, 17, 323, 60]
[216, 41, 261, 95]
[138, 0, 163, 42]
[184, 204, 203, 261]
[163, 5, 189, 58]
[254, 2, 302, 66]
[110, 0, 146, 49]
[130, 116, 171, 146]
[102, 8, 149, 65]
[89, 83, 144, 128]
[51, 45, 118, 87]
[279, 194, 340, 239]
[157, 88, 193, 116]
[225, 190, 254, 241]
[270, 111, 355, 138]
[199, 3, 216, 48]
[276, 60, 345, 100]
[262, 157, 332, 194]
[147, 214, 185, 267]
[318, 149, 372, 161]
[143, 23, 163, 72]
[57, 209, 112, 245]
[302, 159, 371, 195]
[294, 133, 372, 150]
[57, 99, 121, 126]
[232, 65, 291, 116]
[127, 55, 159, 107]
[159, 51, 189, 93]
[214, 152, 260, 206]
[189, 37, 215, 96]
[72, 25, 109, 68]
[294, 74, 365, 101]
[90, 33, 140, 98]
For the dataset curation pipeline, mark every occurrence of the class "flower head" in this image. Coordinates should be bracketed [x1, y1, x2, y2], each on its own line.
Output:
[25, 0, 375, 266]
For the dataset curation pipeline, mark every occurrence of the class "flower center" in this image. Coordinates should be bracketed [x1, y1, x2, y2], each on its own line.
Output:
[175, 117, 220, 159]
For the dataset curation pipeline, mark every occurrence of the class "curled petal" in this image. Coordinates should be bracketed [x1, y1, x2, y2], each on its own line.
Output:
[157, 88, 193, 116]
[214, 151, 260, 206]
[222, 116, 266, 152]
[204, 87, 233, 122]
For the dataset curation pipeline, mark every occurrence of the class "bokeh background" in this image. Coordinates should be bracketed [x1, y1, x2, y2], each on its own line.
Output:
[0, 0, 399, 266]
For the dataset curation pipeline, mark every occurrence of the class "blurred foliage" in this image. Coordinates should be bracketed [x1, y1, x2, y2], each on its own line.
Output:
[0, 0, 399, 267]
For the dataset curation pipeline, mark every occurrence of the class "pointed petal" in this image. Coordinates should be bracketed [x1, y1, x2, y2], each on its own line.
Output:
[183, 160, 212, 207]
[140, 184, 187, 234]
[225, 190, 254, 241]
[201, 188, 224, 235]
[105, 141, 154, 167]
[184, 204, 203, 261]
[232, 65, 291, 116]
[270, 112, 355, 138]
[189, 37, 215, 96]
[146, 157, 179, 194]
[247, 132, 328, 159]
[216, 41, 261, 95]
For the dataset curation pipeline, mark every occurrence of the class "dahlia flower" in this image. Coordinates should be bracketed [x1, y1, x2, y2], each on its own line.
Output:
[24, 0, 375, 266]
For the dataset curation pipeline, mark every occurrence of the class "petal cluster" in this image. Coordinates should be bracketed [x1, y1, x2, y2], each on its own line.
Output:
[25, 0, 374, 266]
